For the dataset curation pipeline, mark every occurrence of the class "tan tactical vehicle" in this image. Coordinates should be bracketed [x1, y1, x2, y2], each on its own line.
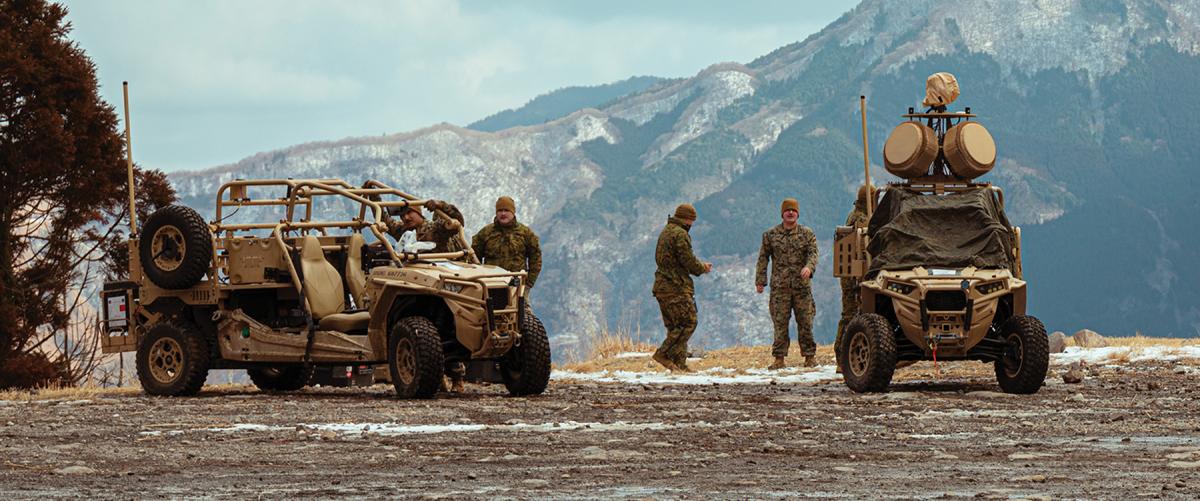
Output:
[834, 76, 1048, 394]
[101, 178, 550, 399]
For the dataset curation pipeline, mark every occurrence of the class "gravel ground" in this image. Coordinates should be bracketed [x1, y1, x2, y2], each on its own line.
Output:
[2, 360, 1199, 500]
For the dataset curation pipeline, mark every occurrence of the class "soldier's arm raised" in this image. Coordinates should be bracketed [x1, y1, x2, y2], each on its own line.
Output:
[526, 229, 542, 287]
[755, 231, 771, 287]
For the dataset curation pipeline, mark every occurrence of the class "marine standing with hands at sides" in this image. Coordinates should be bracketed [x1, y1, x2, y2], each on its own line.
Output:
[756, 198, 819, 369]
[652, 203, 713, 372]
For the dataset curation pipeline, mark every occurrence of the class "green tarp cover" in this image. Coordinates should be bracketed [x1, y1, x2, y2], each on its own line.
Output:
[867, 186, 1015, 276]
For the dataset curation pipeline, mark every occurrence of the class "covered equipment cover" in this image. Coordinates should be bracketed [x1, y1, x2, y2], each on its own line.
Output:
[884, 122, 938, 178]
[922, 72, 960, 108]
[867, 186, 1015, 275]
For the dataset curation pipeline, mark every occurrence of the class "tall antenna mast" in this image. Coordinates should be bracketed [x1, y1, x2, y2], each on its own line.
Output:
[860, 95, 873, 217]
[122, 81, 137, 237]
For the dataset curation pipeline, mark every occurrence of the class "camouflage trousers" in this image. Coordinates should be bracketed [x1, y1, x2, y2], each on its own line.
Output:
[655, 294, 697, 367]
[769, 288, 815, 358]
[836, 278, 861, 363]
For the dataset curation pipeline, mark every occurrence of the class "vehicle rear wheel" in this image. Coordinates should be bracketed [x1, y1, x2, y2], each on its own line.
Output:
[837, 313, 897, 393]
[139, 205, 212, 289]
[136, 321, 210, 396]
[247, 366, 312, 392]
[388, 316, 444, 399]
[500, 311, 551, 396]
[994, 315, 1049, 394]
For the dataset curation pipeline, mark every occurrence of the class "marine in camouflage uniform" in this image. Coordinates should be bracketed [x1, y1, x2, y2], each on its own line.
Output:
[652, 203, 711, 372]
[755, 198, 819, 368]
[837, 185, 873, 368]
[471, 196, 542, 289]
[385, 200, 467, 253]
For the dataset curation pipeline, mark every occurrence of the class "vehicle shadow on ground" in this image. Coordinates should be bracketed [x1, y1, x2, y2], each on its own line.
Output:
[885, 379, 1000, 393]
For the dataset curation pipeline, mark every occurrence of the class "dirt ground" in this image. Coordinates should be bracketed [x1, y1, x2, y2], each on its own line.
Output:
[2, 359, 1199, 500]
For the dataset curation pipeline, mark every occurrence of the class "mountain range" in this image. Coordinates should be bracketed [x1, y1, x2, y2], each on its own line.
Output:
[171, 0, 1200, 359]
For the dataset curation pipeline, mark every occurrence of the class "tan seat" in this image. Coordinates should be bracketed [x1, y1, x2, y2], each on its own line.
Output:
[345, 233, 367, 308]
[298, 235, 369, 332]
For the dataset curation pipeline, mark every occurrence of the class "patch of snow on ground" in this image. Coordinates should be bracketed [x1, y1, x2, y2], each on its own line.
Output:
[552, 365, 839, 385]
[190, 420, 769, 436]
[613, 352, 650, 359]
[1052, 346, 1200, 365]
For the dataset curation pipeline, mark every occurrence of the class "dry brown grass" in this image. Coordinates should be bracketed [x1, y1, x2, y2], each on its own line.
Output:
[1091, 335, 1200, 348]
[0, 383, 142, 401]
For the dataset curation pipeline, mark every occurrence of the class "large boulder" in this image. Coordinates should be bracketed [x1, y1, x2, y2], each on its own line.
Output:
[1047, 331, 1067, 353]
[1072, 329, 1108, 348]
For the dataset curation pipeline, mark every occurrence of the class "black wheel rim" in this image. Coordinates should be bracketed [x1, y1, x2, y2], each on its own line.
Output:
[1002, 332, 1024, 378]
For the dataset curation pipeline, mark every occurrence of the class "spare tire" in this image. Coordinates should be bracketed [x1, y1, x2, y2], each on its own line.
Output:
[139, 205, 212, 289]
[943, 121, 996, 179]
[883, 122, 938, 179]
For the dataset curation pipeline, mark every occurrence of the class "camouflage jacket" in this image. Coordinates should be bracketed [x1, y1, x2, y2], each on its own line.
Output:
[652, 217, 707, 297]
[388, 203, 467, 253]
[755, 223, 818, 291]
[471, 219, 542, 287]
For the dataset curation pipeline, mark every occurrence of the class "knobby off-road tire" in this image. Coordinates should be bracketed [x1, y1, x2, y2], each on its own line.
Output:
[994, 315, 1049, 394]
[139, 204, 212, 290]
[247, 366, 313, 392]
[389, 316, 444, 399]
[136, 321, 210, 396]
[838, 313, 897, 393]
[501, 311, 552, 396]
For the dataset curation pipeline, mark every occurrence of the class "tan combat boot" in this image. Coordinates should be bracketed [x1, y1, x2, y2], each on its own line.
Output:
[450, 378, 465, 393]
[652, 352, 680, 372]
[803, 356, 817, 368]
[767, 357, 786, 370]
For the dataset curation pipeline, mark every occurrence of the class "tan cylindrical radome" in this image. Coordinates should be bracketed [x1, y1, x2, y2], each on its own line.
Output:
[883, 122, 938, 179]
[943, 121, 996, 179]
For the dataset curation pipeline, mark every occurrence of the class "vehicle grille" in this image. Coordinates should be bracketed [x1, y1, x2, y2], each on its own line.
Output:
[925, 291, 966, 311]
[487, 287, 509, 310]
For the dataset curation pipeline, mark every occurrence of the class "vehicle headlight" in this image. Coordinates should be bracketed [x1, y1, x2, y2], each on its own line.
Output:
[443, 283, 463, 293]
[886, 281, 915, 295]
[975, 281, 1005, 295]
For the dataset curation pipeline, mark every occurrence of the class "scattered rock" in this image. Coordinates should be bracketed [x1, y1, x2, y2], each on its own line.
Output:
[1168, 461, 1200, 469]
[833, 466, 856, 473]
[760, 441, 785, 452]
[1072, 329, 1108, 348]
[1062, 362, 1085, 384]
[55, 465, 97, 475]
[580, 446, 646, 461]
[968, 391, 1016, 399]
[522, 479, 549, 488]
[1011, 474, 1047, 483]
[1047, 332, 1067, 353]
[644, 442, 673, 448]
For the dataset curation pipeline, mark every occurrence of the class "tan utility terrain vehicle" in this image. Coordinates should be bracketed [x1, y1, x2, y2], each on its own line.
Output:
[101, 179, 550, 398]
[834, 76, 1048, 394]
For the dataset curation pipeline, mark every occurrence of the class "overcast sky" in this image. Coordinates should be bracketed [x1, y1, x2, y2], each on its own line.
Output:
[62, 0, 857, 172]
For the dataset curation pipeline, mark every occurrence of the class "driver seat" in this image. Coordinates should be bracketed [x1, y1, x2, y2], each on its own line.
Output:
[298, 235, 369, 332]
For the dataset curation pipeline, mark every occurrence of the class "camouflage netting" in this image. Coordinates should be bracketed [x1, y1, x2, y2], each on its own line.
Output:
[867, 186, 1015, 276]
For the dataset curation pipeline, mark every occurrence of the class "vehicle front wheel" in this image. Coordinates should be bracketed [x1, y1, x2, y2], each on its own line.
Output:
[388, 316, 444, 399]
[994, 315, 1049, 394]
[500, 311, 551, 396]
[247, 366, 312, 392]
[136, 321, 210, 396]
[837, 313, 897, 393]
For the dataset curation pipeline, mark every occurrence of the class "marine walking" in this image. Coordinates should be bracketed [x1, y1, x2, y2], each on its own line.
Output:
[651, 203, 712, 372]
